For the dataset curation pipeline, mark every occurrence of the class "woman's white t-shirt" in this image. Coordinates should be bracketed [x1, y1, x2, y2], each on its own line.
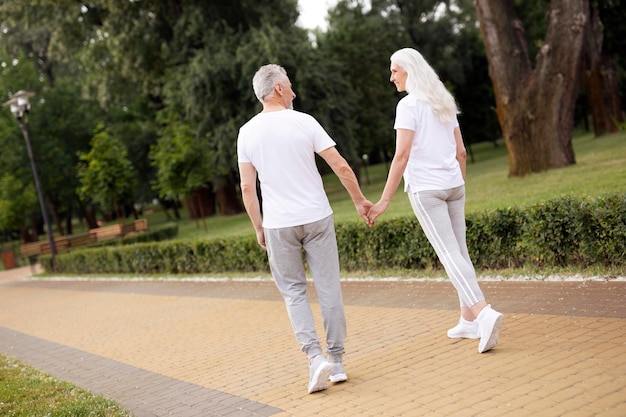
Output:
[237, 109, 335, 229]
[394, 93, 464, 192]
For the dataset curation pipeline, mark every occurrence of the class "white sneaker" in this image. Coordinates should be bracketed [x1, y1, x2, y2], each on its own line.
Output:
[329, 362, 348, 383]
[308, 355, 333, 394]
[476, 305, 504, 353]
[447, 318, 480, 339]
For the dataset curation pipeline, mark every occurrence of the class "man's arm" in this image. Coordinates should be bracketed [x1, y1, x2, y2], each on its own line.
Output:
[238, 162, 266, 249]
[318, 147, 372, 222]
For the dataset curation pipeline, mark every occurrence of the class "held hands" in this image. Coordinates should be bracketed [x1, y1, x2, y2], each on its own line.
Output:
[366, 200, 388, 226]
[356, 200, 388, 227]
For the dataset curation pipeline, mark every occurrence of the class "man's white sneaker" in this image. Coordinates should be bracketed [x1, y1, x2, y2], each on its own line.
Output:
[447, 318, 480, 339]
[308, 355, 333, 394]
[476, 305, 504, 353]
[329, 362, 348, 383]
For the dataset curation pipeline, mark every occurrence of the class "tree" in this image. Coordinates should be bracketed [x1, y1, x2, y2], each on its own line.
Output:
[149, 118, 216, 221]
[77, 125, 137, 221]
[0, 2, 107, 234]
[513, 0, 625, 136]
[0, 174, 37, 243]
[320, 0, 406, 163]
[474, 0, 588, 176]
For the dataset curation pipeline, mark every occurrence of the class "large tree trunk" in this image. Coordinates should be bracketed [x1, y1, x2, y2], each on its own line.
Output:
[474, 0, 588, 177]
[582, 5, 624, 136]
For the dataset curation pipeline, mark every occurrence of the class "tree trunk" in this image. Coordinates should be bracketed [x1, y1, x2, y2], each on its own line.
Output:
[185, 186, 216, 220]
[603, 56, 624, 128]
[215, 173, 244, 215]
[48, 197, 65, 236]
[581, 5, 624, 136]
[82, 203, 99, 229]
[474, 0, 587, 177]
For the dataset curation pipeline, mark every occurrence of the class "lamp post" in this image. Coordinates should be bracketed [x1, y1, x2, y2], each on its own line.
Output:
[3, 90, 58, 271]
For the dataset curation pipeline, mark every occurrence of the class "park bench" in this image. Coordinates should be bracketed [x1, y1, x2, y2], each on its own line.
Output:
[68, 232, 97, 248]
[19, 219, 149, 258]
[41, 237, 70, 255]
[134, 218, 148, 233]
[91, 224, 124, 242]
[89, 219, 149, 242]
[19, 242, 42, 258]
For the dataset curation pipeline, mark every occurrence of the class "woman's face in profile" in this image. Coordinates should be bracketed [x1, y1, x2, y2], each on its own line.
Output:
[390, 62, 408, 92]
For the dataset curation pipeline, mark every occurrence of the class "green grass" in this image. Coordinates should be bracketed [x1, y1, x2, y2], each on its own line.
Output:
[0, 353, 132, 417]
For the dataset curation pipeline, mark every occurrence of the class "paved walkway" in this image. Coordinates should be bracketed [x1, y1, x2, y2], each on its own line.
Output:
[0, 266, 624, 416]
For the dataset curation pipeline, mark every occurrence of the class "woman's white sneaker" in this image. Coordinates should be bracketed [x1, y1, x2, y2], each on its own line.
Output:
[476, 305, 504, 353]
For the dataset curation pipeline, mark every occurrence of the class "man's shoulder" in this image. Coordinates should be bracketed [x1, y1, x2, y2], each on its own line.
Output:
[285, 109, 316, 121]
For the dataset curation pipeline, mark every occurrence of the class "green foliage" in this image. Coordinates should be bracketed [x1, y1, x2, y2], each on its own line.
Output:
[466, 207, 526, 269]
[0, 174, 36, 231]
[521, 194, 626, 267]
[336, 217, 437, 270]
[50, 235, 268, 275]
[77, 124, 136, 216]
[149, 120, 215, 200]
[44, 194, 625, 275]
[0, 48, 45, 186]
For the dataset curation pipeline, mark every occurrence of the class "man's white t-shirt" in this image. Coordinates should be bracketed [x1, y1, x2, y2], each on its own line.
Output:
[237, 109, 335, 229]
[394, 93, 464, 192]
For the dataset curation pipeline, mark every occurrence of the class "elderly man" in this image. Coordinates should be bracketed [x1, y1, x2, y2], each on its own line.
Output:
[237, 64, 371, 394]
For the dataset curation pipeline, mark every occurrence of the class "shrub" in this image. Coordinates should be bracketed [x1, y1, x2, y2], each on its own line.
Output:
[42, 193, 625, 275]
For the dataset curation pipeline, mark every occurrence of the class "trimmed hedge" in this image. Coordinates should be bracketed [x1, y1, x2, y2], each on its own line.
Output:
[42, 194, 625, 275]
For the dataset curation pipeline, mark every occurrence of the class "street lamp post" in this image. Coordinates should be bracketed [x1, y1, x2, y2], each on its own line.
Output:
[3, 90, 58, 271]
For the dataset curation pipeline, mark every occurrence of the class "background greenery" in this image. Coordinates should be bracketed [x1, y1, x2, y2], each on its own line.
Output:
[1, 0, 624, 247]
[34, 130, 626, 278]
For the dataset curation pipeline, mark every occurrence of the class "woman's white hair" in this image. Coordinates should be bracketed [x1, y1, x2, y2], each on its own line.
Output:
[390, 48, 459, 123]
[252, 64, 288, 103]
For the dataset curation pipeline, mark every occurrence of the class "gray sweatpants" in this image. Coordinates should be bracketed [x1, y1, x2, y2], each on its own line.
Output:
[265, 215, 346, 362]
[408, 185, 485, 308]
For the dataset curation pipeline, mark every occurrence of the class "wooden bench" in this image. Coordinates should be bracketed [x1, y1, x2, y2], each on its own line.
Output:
[90, 224, 124, 242]
[19, 219, 149, 257]
[41, 237, 70, 255]
[134, 218, 148, 233]
[20, 242, 42, 258]
[68, 232, 97, 248]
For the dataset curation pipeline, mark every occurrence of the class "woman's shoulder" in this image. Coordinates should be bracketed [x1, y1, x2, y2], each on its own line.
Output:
[399, 92, 429, 107]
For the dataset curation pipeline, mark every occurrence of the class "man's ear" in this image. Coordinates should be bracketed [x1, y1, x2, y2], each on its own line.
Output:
[275, 83, 283, 96]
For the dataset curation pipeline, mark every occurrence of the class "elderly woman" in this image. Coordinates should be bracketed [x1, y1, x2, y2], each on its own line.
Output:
[368, 48, 504, 353]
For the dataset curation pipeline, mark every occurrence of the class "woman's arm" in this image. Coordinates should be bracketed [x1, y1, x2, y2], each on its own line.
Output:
[367, 128, 414, 224]
[454, 126, 467, 180]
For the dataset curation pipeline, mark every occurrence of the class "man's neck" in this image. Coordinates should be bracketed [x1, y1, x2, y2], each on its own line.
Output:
[261, 96, 289, 113]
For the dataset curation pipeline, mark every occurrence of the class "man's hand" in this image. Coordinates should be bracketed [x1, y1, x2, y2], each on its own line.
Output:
[255, 229, 267, 250]
[356, 200, 373, 224]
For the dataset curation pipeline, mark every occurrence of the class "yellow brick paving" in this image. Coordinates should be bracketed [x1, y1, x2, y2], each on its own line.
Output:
[0, 268, 624, 416]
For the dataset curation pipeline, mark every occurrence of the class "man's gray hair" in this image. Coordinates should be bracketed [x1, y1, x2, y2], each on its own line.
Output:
[252, 64, 288, 103]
